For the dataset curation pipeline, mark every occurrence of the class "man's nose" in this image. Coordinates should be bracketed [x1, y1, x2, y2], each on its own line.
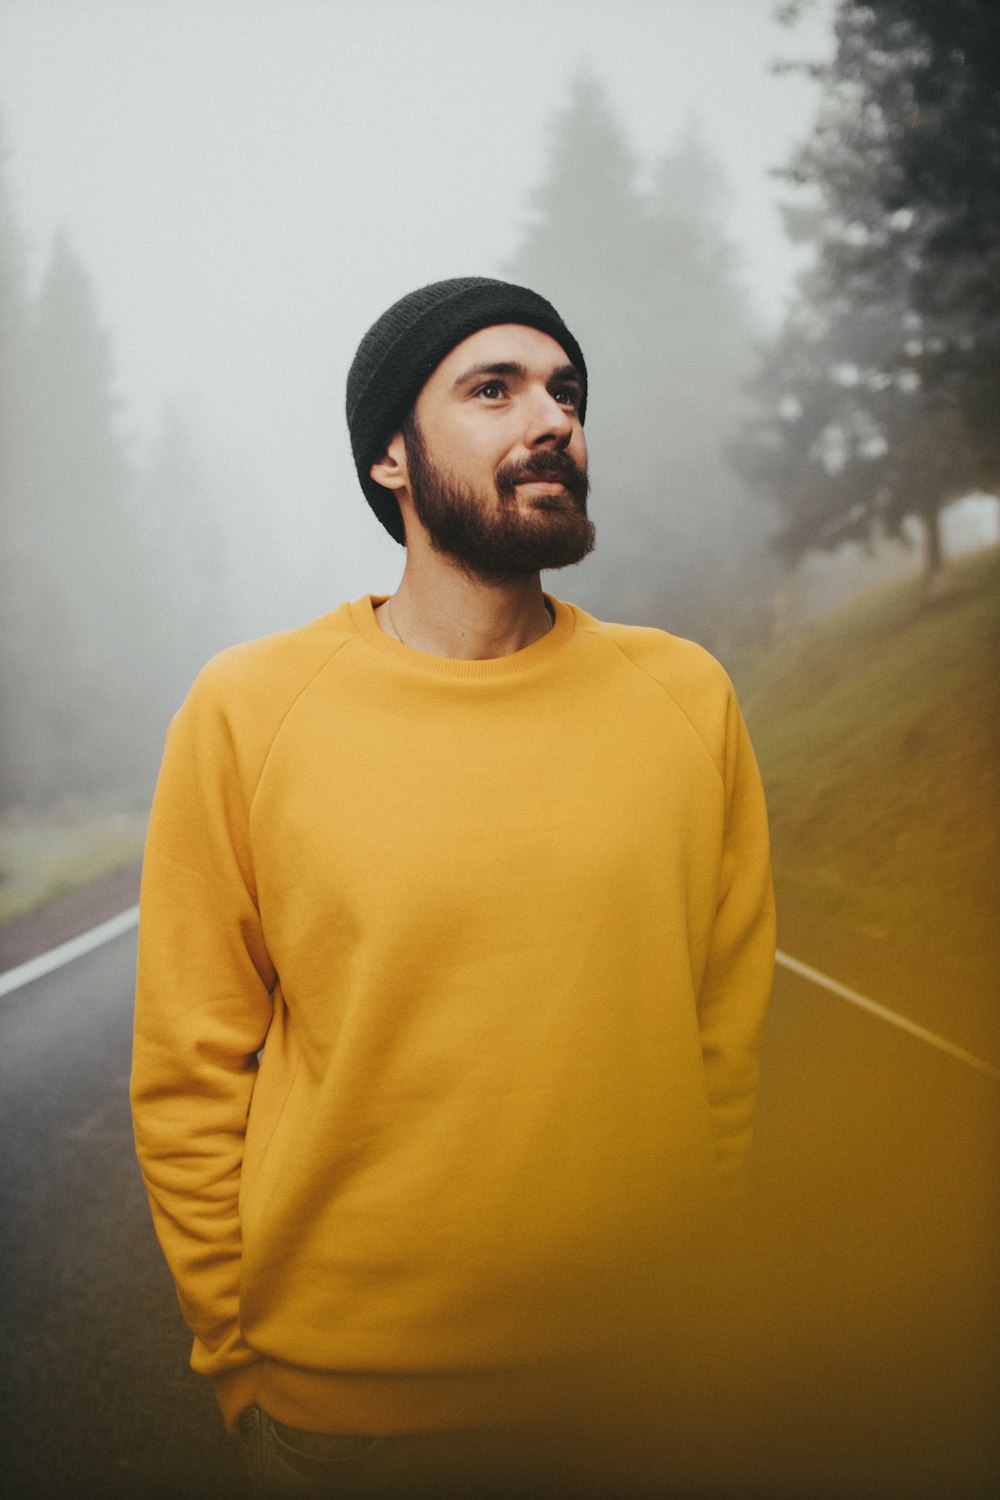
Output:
[524, 386, 574, 448]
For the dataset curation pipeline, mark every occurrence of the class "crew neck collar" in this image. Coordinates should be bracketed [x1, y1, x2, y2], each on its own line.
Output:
[349, 594, 575, 680]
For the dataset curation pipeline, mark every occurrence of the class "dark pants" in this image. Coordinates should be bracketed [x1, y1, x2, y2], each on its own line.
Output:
[236, 1405, 590, 1500]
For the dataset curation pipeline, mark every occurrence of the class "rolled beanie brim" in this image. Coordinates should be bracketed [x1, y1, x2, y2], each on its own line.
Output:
[346, 278, 587, 544]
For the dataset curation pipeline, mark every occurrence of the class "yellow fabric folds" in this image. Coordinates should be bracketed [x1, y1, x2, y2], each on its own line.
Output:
[131, 595, 774, 1433]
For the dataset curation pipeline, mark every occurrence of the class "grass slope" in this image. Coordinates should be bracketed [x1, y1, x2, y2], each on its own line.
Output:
[0, 809, 147, 925]
[738, 546, 1000, 998]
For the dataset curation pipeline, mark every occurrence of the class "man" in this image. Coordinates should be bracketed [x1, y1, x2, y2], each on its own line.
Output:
[131, 276, 775, 1498]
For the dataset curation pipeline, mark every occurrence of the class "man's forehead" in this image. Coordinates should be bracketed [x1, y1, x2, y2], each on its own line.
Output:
[435, 323, 574, 380]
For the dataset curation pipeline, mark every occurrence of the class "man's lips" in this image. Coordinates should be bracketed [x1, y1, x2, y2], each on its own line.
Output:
[515, 479, 567, 494]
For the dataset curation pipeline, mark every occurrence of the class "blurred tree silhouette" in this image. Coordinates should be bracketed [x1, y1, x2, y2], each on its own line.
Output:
[506, 74, 776, 655]
[735, 0, 1000, 584]
[0, 121, 36, 808]
[136, 402, 232, 716]
[0, 125, 26, 412]
[0, 123, 179, 815]
[0, 105, 245, 816]
[4, 229, 164, 809]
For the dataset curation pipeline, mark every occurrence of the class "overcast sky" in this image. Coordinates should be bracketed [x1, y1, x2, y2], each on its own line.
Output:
[0, 0, 835, 624]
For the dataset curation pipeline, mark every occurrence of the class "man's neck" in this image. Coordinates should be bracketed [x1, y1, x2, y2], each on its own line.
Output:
[374, 555, 553, 660]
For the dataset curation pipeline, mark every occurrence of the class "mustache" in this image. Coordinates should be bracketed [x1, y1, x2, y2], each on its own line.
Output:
[496, 450, 590, 507]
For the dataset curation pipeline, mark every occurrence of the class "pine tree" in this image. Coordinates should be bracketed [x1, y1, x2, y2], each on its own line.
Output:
[7, 230, 161, 808]
[136, 402, 232, 713]
[509, 71, 646, 325]
[0, 118, 37, 810]
[507, 79, 773, 652]
[736, 0, 1000, 585]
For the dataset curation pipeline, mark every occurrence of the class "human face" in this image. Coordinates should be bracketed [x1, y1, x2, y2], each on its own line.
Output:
[402, 325, 594, 582]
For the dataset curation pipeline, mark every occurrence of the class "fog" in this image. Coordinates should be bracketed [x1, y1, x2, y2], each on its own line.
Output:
[3, 6, 998, 1495]
[0, 0, 832, 644]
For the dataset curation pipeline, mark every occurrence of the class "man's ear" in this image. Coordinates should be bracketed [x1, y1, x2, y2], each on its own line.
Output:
[369, 430, 408, 492]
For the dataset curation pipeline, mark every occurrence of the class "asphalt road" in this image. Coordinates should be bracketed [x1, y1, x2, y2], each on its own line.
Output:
[1, 932, 997, 1499]
[0, 935, 246, 1500]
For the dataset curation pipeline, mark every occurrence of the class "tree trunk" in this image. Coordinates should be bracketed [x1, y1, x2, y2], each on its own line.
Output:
[923, 504, 948, 602]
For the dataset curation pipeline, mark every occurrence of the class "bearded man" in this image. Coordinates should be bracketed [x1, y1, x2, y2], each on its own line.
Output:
[131, 277, 775, 1499]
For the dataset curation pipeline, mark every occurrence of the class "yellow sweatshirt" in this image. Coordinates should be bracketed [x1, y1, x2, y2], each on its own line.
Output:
[131, 594, 774, 1436]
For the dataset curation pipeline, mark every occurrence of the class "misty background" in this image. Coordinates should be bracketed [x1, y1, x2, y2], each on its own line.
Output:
[2, 7, 999, 1495]
[0, 0, 997, 904]
[1, 0, 839, 812]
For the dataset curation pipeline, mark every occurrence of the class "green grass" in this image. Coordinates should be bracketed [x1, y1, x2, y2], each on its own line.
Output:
[738, 546, 1000, 979]
[0, 808, 148, 925]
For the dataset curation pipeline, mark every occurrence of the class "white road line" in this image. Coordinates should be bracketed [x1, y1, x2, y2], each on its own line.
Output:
[776, 948, 1000, 1083]
[1, 912, 996, 1085]
[0, 905, 139, 1000]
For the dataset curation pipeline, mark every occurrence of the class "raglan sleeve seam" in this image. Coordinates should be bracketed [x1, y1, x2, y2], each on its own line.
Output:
[246, 634, 357, 821]
[596, 632, 728, 787]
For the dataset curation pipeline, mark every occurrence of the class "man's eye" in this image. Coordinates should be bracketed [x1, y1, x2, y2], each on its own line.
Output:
[553, 388, 580, 407]
[475, 381, 506, 400]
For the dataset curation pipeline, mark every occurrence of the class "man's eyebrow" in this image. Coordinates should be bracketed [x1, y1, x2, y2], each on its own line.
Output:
[550, 363, 583, 388]
[451, 360, 584, 390]
[451, 360, 528, 389]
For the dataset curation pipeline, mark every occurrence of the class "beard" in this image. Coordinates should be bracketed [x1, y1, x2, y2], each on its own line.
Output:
[401, 413, 596, 584]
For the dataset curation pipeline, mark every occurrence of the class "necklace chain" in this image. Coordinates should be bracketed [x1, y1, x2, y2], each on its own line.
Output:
[384, 596, 554, 650]
[385, 595, 407, 647]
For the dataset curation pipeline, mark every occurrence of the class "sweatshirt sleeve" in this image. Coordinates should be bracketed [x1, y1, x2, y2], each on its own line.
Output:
[130, 659, 276, 1424]
[696, 687, 776, 1189]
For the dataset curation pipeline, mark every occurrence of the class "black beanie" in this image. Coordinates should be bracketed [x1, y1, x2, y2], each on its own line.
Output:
[345, 276, 588, 544]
